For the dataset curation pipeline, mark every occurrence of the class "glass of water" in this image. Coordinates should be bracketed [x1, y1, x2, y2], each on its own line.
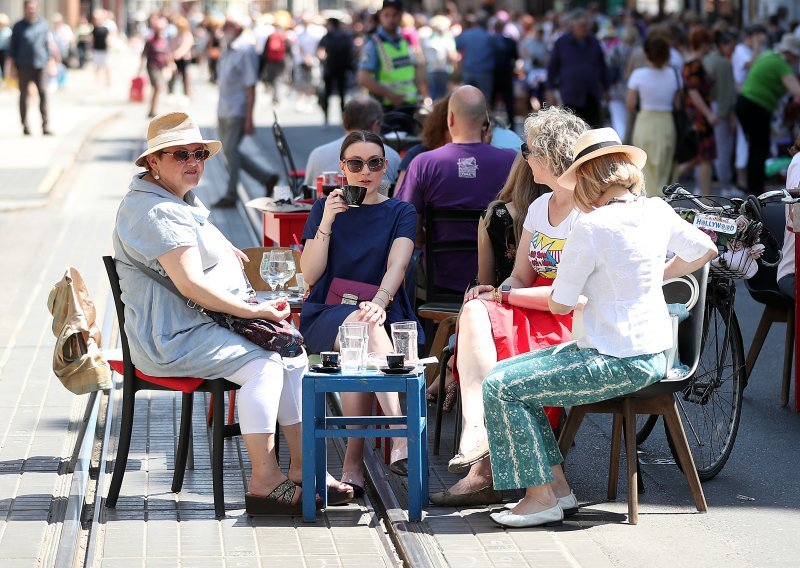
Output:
[340, 336, 365, 372]
[339, 323, 368, 369]
[280, 251, 296, 292]
[390, 321, 418, 365]
[260, 252, 281, 298]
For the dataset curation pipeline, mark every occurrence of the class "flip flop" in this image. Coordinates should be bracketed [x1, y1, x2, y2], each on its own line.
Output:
[245, 479, 303, 516]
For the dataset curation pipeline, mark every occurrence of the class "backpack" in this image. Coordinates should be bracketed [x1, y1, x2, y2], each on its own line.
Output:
[264, 32, 286, 62]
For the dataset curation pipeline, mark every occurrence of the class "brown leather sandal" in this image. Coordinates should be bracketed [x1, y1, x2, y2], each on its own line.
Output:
[245, 479, 303, 516]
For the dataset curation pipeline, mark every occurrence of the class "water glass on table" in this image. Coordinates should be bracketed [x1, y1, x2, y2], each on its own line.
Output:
[340, 322, 369, 367]
[390, 321, 418, 366]
[340, 337, 365, 372]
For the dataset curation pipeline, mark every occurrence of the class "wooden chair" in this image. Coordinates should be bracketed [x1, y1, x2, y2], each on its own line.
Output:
[102, 256, 241, 519]
[557, 264, 710, 524]
[744, 204, 794, 406]
[271, 111, 306, 195]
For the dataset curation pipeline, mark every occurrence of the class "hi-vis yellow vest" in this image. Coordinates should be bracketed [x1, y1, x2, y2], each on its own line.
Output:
[374, 35, 418, 106]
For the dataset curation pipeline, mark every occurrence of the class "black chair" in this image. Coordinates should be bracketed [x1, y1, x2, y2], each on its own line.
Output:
[102, 256, 241, 519]
[417, 205, 483, 453]
[744, 204, 794, 406]
[271, 111, 306, 195]
[557, 264, 710, 524]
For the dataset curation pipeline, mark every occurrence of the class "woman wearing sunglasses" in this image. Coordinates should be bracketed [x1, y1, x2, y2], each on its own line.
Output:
[300, 130, 423, 495]
[430, 106, 588, 507]
[113, 112, 355, 516]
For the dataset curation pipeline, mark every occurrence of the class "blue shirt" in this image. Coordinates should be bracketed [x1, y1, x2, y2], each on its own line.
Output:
[455, 27, 495, 74]
[546, 32, 609, 107]
[9, 17, 50, 69]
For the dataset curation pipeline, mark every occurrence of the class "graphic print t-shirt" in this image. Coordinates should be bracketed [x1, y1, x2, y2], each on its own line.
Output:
[522, 193, 581, 280]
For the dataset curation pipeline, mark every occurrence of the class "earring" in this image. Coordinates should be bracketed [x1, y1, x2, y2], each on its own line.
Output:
[153, 172, 160, 180]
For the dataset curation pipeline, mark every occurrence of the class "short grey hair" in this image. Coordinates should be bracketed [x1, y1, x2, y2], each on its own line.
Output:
[523, 106, 589, 177]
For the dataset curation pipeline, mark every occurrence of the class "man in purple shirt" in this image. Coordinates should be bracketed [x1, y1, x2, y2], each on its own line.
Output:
[545, 10, 609, 127]
[395, 85, 515, 293]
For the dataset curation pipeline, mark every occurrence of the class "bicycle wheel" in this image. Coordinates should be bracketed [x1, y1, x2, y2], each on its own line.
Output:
[666, 286, 745, 480]
[635, 415, 659, 445]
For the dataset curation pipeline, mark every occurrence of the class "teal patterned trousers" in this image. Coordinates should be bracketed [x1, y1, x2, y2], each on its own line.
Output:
[483, 342, 666, 490]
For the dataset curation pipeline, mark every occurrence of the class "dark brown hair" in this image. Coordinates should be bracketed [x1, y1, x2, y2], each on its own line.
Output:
[339, 131, 385, 159]
[689, 27, 714, 51]
[644, 36, 670, 67]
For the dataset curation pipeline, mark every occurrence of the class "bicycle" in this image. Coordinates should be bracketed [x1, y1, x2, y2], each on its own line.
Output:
[636, 184, 794, 480]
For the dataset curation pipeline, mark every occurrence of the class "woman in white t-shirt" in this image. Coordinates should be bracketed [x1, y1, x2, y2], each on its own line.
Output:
[429, 106, 588, 508]
[777, 135, 800, 298]
[627, 35, 680, 197]
[482, 129, 717, 528]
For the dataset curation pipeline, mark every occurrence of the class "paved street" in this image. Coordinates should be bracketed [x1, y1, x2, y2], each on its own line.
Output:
[0, 46, 799, 567]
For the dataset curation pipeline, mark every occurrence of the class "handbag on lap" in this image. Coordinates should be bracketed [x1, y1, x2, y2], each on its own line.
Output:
[324, 277, 379, 306]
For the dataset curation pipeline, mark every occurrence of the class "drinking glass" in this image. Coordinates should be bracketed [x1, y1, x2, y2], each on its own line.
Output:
[266, 250, 292, 295]
[340, 337, 365, 372]
[340, 322, 369, 367]
[280, 252, 296, 292]
[260, 252, 281, 298]
[390, 321, 418, 365]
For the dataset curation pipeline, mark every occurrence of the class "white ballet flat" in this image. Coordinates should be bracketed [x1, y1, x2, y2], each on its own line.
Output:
[505, 491, 579, 516]
[490, 503, 563, 528]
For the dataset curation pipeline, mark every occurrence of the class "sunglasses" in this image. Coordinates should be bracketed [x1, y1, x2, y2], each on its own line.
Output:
[162, 149, 211, 163]
[343, 157, 385, 173]
[520, 143, 531, 160]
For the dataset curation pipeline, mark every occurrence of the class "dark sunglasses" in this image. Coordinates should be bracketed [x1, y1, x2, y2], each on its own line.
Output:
[520, 142, 531, 160]
[163, 149, 211, 163]
[343, 157, 385, 173]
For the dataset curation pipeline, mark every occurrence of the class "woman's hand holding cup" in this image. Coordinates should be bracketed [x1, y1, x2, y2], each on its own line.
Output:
[320, 188, 348, 229]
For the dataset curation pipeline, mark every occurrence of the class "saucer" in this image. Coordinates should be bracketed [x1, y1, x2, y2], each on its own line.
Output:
[310, 364, 340, 374]
[379, 366, 415, 375]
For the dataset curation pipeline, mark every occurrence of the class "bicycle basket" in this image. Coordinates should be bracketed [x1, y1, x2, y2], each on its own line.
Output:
[674, 208, 764, 280]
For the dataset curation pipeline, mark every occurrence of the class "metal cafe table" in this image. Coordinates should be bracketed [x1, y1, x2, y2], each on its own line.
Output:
[301, 366, 428, 522]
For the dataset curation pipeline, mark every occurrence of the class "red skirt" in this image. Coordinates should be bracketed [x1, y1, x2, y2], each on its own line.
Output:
[453, 293, 573, 429]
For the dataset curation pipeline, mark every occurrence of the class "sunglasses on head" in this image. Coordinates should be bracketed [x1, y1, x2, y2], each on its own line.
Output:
[520, 143, 531, 160]
[343, 157, 385, 173]
[162, 149, 211, 163]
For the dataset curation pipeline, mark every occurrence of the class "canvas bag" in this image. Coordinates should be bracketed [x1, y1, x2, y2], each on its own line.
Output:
[47, 268, 113, 394]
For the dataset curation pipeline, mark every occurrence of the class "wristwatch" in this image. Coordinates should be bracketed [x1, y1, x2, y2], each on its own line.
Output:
[500, 284, 511, 304]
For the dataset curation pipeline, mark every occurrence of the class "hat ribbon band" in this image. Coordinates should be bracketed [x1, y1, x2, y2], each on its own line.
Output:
[573, 140, 622, 163]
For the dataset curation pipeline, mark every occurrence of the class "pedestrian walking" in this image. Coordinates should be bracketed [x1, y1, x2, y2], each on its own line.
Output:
[140, 17, 173, 119]
[168, 15, 194, 99]
[292, 13, 324, 113]
[455, 12, 495, 105]
[8, 0, 52, 135]
[490, 17, 518, 128]
[91, 9, 111, 86]
[260, 23, 288, 104]
[318, 17, 354, 125]
[704, 32, 737, 196]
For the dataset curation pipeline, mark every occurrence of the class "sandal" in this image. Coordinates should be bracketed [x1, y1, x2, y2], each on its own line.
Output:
[245, 479, 303, 516]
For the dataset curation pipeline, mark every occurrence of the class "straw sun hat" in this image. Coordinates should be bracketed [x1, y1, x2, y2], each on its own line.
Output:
[557, 128, 647, 190]
[135, 112, 221, 168]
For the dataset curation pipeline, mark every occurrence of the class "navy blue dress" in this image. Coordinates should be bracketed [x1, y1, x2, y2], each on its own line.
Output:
[299, 197, 425, 353]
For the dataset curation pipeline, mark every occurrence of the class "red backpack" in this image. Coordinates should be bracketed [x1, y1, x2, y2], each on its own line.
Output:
[264, 32, 286, 62]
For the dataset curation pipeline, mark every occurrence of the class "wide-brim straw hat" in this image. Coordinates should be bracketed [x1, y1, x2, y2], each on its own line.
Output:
[557, 128, 647, 190]
[776, 33, 800, 57]
[135, 112, 221, 168]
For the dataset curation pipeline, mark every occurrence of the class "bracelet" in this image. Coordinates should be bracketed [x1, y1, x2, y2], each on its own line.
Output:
[316, 226, 332, 237]
[494, 287, 502, 303]
[377, 287, 394, 303]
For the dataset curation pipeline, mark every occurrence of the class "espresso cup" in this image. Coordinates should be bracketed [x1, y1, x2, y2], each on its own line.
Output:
[341, 185, 367, 207]
[320, 351, 340, 368]
[385, 353, 406, 369]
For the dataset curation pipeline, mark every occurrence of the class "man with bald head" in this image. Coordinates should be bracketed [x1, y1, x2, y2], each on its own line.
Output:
[395, 86, 516, 293]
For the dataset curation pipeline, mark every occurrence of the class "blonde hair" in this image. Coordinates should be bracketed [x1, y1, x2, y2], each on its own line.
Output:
[485, 154, 548, 243]
[523, 106, 588, 177]
[573, 152, 645, 212]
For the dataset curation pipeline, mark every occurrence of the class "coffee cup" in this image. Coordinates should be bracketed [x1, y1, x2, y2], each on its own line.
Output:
[320, 351, 340, 368]
[385, 353, 406, 369]
[341, 185, 367, 207]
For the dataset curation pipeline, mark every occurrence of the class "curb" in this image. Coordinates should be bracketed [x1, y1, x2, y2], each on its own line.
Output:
[0, 108, 123, 213]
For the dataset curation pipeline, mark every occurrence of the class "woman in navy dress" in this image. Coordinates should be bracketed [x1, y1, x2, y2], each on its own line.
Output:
[300, 130, 423, 496]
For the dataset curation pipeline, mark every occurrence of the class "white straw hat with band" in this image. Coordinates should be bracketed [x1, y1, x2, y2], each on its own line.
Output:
[557, 127, 647, 190]
[135, 112, 222, 168]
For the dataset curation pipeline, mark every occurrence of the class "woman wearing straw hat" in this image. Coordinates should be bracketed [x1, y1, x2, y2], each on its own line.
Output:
[480, 128, 717, 528]
[113, 112, 353, 516]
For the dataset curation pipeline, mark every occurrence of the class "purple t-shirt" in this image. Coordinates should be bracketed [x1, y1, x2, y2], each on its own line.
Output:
[395, 142, 516, 293]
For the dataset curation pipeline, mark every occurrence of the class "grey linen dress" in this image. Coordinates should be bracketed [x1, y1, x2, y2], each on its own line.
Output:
[112, 174, 285, 379]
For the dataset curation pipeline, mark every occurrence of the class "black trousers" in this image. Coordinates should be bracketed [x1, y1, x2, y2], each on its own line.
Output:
[0, 50, 6, 79]
[18, 65, 48, 130]
[492, 71, 515, 127]
[320, 71, 347, 119]
[566, 95, 602, 128]
[735, 95, 772, 195]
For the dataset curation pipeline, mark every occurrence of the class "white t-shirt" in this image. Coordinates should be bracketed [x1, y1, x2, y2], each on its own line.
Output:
[627, 66, 680, 112]
[777, 155, 800, 282]
[731, 43, 753, 87]
[522, 193, 582, 280]
[552, 197, 715, 358]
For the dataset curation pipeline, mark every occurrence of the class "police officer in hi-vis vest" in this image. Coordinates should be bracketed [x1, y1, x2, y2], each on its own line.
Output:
[357, 0, 429, 114]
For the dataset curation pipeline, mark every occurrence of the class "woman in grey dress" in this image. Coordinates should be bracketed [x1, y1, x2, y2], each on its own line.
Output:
[112, 112, 353, 515]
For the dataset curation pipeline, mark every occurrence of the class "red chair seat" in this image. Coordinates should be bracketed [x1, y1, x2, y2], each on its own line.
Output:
[107, 357, 204, 393]
[288, 170, 305, 178]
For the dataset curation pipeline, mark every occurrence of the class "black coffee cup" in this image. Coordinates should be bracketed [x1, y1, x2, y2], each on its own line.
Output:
[320, 352, 340, 368]
[385, 353, 405, 369]
[342, 185, 367, 207]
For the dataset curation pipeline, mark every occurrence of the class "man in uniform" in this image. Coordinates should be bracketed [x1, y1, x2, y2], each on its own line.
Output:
[357, 0, 428, 114]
